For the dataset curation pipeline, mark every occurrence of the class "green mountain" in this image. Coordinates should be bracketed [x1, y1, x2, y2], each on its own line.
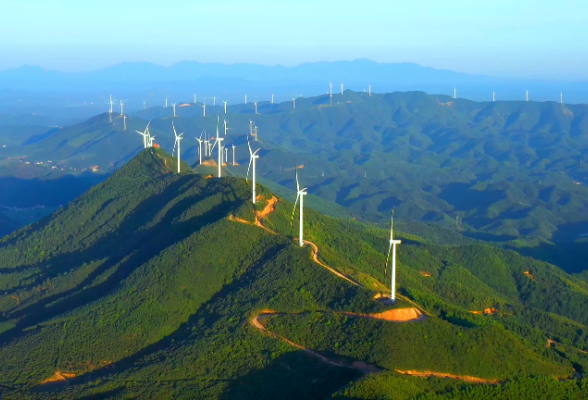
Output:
[0, 149, 587, 399]
[5, 91, 588, 245]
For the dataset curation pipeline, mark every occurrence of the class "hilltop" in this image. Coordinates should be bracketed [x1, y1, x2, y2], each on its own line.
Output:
[0, 149, 587, 399]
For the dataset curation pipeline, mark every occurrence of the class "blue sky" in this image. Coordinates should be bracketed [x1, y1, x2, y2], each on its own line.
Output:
[0, 0, 586, 79]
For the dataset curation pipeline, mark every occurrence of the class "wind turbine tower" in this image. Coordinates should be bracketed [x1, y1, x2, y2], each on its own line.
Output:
[385, 212, 402, 302]
[329, 83, 333, 106]
[245, 94, 248, 104]
[291, 170, 307, 247]
[254, 126, 258, 142]
[223, 119, 228, 136]
[292, 98, 296, 110]
[214, 97, 216, 106]
[271, 94, 274, 104]
[196, 134, 203, 165]
[109, 95, 113, 122]
[123, 115, 127, 131]
[453, 88, 457, 99]
[526, 90, 529, 102]
[368, 85, 372, 96]
[493, 92, 496, 102]
[561, 92, 564, 105]
[165, 98, 168, 108]
[232, 144, 236, 166]
[212, 136, 224, 177]
[120, 100, 124, 116]
[254, 101, 258, 114]
[202, 103, 206, 117]
[246, 138, 260, 203]
[223, 100, 228, 114]
[172, 103, 177, 118]
[136, 121, 150, 149]
[193, 94, 197, 104]
[172, 122, 184, 173]
[143, 100, 147, 110]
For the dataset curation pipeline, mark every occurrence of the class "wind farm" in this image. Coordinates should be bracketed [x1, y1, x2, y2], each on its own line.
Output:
[1, 1, 588, 398]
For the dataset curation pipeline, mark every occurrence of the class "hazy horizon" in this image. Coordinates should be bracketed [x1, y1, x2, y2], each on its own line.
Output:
[2, 0, 587, 79]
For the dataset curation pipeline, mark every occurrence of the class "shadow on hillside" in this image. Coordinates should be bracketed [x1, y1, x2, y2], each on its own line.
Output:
[0, 174, 247, 347]
[218, 351, 362, 400]
[506, 240, 588, 274]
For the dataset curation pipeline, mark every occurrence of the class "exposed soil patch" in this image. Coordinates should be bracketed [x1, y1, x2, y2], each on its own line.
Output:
[396, 369, 499, 384]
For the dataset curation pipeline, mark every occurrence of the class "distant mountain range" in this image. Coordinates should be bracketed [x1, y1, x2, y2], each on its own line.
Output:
[1, 59, 587, 106]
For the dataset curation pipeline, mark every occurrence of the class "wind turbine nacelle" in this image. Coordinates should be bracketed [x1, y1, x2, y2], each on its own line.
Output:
[391, 240, 402, 245]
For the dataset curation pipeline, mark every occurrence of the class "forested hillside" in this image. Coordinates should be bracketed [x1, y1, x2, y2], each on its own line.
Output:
[0, 149, 587, 399]
[3, 91, 588, 246]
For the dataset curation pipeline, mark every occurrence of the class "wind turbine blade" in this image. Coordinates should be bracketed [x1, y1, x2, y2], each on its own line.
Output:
[384, 244, 393, 276]
[295, 169, 300, 193]
[253, 148, 261, 155]
[247, 138, 252, 155]
[246, 157, 253, 182]
[172, 121, 178, 137]
[172, 138, 177, 155]
[290, 194, 300, 226]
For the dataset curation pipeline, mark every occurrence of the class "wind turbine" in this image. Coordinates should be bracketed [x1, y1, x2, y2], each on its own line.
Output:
[143, 100, 147, 110]
[254, 126, 258, 142]
[223, 100, 228, 114]
[172, 122, 184, 173]
[172, 103, 177, 118]
[246, 138, 260, 204]
[340, 83, 344, 95]
[329, 83, 333, 106]
[271, 94, 274, 104]
[123, 115, 127, 130]
[290, 169, 307, 247]
[193, 94, 197, 104]
[385, 211, 402, 302]
[136, 121, 151, 149]
[292, 98, 296, 110]
[526, 90, 529, 102]
[109, 94, 113, 122]
[149, 135, 156, 147]
[232, 144, 236, 166]
[254, 101, 258, 114]
[245, 94, 248, 104]
[165, 98, 168, 108]
[213, 97, 216, 106]
[249, 120, 254, 138]
[120, 100, 124, 116]
[195, 134, 203, 165]
[368, 85, 372, 96]
[453, 88, 457, 99]
[224, 147, 228, 165]
[211, 136, 224, 177]
[492, 91, 496, 102]
[223, 119, 228, 136]
[202, 103, 206, 117]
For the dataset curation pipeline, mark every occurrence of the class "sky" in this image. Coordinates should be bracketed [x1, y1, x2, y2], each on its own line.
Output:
[1, 0, 587, 79]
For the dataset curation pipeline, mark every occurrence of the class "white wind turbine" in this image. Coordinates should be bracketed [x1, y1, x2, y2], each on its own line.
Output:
[271, 94, 274, 104]
[223, 100, 228, 114]
[123, 115, 127, 130]
[120, 100, 124, 116]
[172, 122, 184, 173]
[213, 97, 216, 106]
[149, 135, 156, 147]
[526, 90, 529, 102]
[165, 98, 168, 108]
[136, 121, 151, 149]
[493, 91, 496, 102]
[202, 103, 206, 117]
[223, 119, 228, 136]
[249, 120, 254, 138]
[368, 85, 372, 96]
[290, 169, 307, 247]
[385, 211, 402, 302]
[292, 98, 296, 110]
[109, 94, 114, 122]
[246, 138, 260, 204]
[195, 133, 203, 165]
[211, 136, 224, 177]
[224, 147, 228, 165]
[340, 83, 344, 95]
[172, 103, 177, 118]
[453, 87, 457, 99]
[254, 101, 258, 114]
[232, 144, 236, 166]
[245, 94, 248, 104]
[193, 94, 197, 104]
